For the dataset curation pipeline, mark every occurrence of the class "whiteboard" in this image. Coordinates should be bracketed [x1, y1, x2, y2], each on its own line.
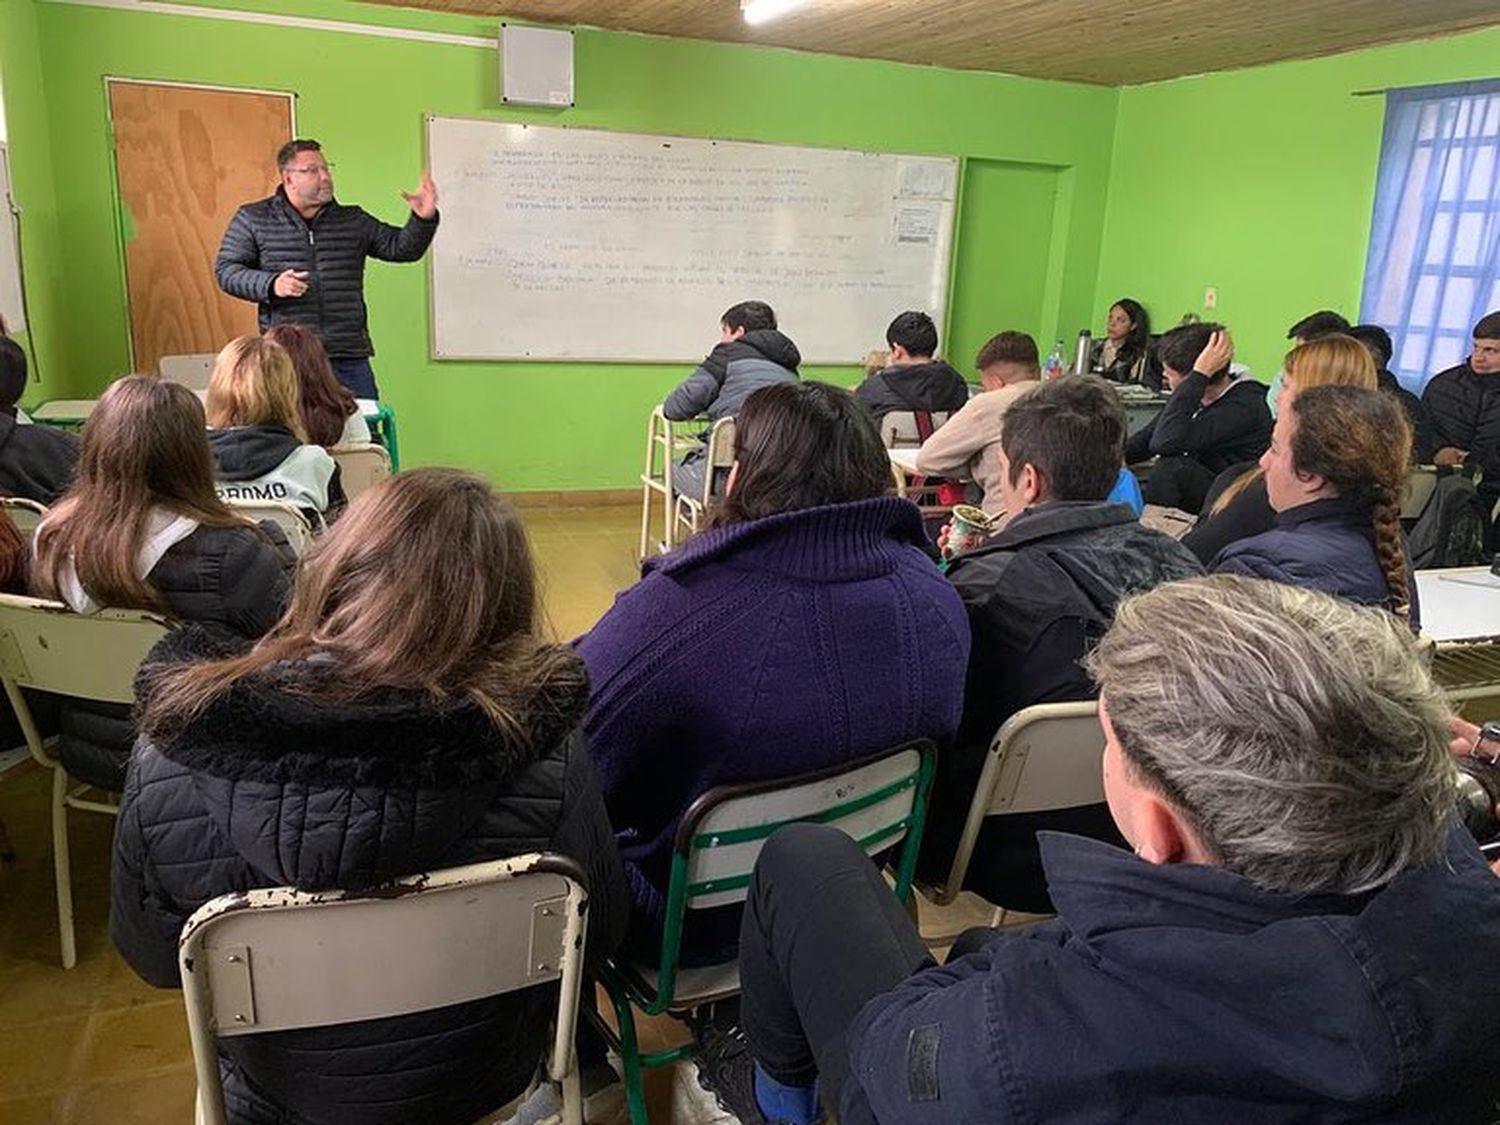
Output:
[0, 146, 24, 334]
[425, 117, 957, 363]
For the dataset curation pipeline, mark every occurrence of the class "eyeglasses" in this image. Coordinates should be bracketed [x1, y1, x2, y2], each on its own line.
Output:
[286, 164, 334, 175]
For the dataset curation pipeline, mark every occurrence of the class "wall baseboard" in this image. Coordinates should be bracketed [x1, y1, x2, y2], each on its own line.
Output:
[509, 488, 637, 508]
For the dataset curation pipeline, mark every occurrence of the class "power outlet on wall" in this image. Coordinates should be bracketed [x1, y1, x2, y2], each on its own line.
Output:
[1204, 286, 1219, 309]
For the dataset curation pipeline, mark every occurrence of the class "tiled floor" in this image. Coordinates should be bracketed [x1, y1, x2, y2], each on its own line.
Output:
[0, 503, 995, 1123]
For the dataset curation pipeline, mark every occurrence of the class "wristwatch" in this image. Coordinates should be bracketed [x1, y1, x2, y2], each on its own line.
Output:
[1470, 721, 1500, 764]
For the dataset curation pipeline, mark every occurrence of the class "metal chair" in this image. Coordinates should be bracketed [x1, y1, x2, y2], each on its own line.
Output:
[30, 399, 98, 429]
[0, 593, 170, 967]
[672, 416, 736, 541]
[179, 854, 590, 1125]
[639, 407, 719, 558]
[329, 442, 393, 502]
[0, 495, 47, 538]
[225, 498, 318, 555]
[159, 353, 217, 392]
[589, 741, 935, 1125]
[878, 409, 951, 449]
[918, 701, 1103, 912]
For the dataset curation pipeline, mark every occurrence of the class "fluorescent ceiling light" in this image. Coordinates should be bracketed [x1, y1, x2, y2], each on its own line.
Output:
[742, 0, 807, 26]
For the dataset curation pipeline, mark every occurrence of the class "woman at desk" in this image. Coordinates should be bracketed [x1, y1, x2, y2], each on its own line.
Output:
[1090, 298, 1160, 389]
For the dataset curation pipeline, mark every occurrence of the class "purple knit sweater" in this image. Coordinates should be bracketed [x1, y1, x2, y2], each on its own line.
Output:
[577, 496, 970, 935]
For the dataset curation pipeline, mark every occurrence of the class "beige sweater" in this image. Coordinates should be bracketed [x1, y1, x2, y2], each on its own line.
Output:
[913, 380, 1038, 515]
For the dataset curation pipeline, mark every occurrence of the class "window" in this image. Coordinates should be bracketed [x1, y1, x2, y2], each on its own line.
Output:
[1360, 80, 1500, 392]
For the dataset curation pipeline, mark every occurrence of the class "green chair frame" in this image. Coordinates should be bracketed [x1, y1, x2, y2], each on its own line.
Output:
[363, 404, 401, 470]
[587, 740, 935, 1125]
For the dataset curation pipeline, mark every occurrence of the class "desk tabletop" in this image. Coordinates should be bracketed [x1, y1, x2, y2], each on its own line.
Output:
[1415, 567, 1500, 643]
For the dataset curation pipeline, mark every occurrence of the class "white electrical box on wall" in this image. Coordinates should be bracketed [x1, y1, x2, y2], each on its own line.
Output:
[500, 24, 575, 107]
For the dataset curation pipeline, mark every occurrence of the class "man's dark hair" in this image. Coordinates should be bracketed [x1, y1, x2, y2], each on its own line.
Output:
[713, 381, 890, 526]
[1001, 375, 1125, 502]
[721, 301, 777, 334]
[886, 311, 938, 358]
[1348, 324, 1394, 370]
[975, 331, 1039, 371]
[1157, 322, 1228, 379]
[0, 337, 26, 411]
[1287, 310, 1349, 342]
[1474, 311, 1500, 341]
[276, 139, 323, 171]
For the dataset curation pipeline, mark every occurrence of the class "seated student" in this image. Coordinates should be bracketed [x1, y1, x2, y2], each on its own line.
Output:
[0, 336, 79, 503]
[30, 376, 292, 791]
[1183, 333, 1377, 564]
[662, 300, 800, 501]
[923, 375, 1202, 912]
[112, 468, 629, 1125]
[913, 331, 1041, 516]
[264, 324, 372, 448]
[1088, 297, 1160, 388]
[1125, 324, 1272, 513]
[699, 575, 1500, 1125]
[205, 335, 345, 524]
[853, 310, 970, 422]
[1266, 308, 1353, 415]
[1423, 310, 1500, 520]
[1214, 385, 1415, 623]
[578, 381, 968, 960]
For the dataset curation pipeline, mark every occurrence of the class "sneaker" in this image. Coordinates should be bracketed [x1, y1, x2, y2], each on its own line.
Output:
[691, 1017, 767, 1125]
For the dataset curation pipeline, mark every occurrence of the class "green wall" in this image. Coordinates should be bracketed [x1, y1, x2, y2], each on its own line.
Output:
[16, 0, 1119, 490]
[1095, 24, 1500, 384]
[0, 0, 68, 405]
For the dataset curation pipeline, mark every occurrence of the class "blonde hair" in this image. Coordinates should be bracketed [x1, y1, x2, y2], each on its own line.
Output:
[205, 336, 308, 441]
[1210, 334, 1378, 515]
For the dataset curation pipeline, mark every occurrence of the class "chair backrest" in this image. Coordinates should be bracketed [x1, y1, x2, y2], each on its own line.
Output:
[179, 854, 590, 1125]
[158, 353, 217, 392]
[937, 701, 1104, 904]
[1402, 465, 1439, 521]
[0, 593, 170, 704]
[226, 499, 316, 555]
[329, 442, 392, 502]
[880, 410, 950, 449]
[665, 738, 932, 914]
[0, 496, 47, 537]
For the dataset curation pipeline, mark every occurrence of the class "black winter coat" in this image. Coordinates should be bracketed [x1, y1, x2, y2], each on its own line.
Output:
[1423, 361, 1500, 492]
[1124, 370, 1272, 475]
[112, 627, 629, 1125]
[854, 360, 970, 420]
[921, 502, 1204, 911]
[51, 522, 293, 792]
[0, 413, 79, 503]
[214, 187, 438, 359]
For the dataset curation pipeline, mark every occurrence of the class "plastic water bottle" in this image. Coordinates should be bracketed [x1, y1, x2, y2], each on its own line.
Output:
[1044, 339, 1066, 380]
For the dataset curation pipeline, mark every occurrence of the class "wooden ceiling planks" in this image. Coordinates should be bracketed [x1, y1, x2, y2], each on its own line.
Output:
[364, 0, 1500, 85]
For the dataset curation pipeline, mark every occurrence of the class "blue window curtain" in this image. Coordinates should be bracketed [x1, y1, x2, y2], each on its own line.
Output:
[1360, 79, 1500, 392]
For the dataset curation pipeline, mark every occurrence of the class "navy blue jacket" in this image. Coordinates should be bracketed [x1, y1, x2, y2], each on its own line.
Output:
[843, 827, 1500, 1124]
[1211, 497, 1417, 621]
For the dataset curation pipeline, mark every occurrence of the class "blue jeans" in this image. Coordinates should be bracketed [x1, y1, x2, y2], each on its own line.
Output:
[330, 356, 378, 399]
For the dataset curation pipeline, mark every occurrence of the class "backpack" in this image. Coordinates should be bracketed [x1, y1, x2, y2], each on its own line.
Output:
[1407, 472, 1488, 569]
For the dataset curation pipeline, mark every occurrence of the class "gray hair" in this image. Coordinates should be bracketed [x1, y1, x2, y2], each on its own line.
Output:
[1083, 575, 1456, 895]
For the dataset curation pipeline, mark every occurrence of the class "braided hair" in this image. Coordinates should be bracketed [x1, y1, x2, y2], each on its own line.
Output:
[1288, 385, 1413, 620]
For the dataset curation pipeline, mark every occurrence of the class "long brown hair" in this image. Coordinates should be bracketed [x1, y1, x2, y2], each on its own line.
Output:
[1210, 334, 1378, 515]
[264, 325, 358, 448]
[32, 376, 251, 612]
[1289, 385, 1412, 620]
[140, 468, 582, 741]
[205, 336, 308, 441]
[712, 381, 891, 527]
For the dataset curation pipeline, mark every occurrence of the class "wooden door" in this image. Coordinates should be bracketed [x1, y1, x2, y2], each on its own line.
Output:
[108, 80, 293, 376]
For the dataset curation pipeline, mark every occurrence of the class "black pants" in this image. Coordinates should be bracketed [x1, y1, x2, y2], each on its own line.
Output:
[739, 824, 935, 1104]
[1142, 454, 1219, 514]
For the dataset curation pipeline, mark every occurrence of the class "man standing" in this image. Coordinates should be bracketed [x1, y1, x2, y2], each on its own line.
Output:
[215, 139, 439, 399]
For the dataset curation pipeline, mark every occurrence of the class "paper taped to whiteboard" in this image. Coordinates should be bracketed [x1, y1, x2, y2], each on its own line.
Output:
[424, 118, 957, 363]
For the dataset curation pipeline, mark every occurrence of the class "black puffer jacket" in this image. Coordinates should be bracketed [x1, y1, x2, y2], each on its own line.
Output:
[854, 360, 970, 420]
[214, 187, 438, 359]
[112, 627, 629, 1125]
[51, 522, 293, 792]
[921, 501, 1204, 912]
[0, 413, 79, 503]
[1423, 361, 1500, 493]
